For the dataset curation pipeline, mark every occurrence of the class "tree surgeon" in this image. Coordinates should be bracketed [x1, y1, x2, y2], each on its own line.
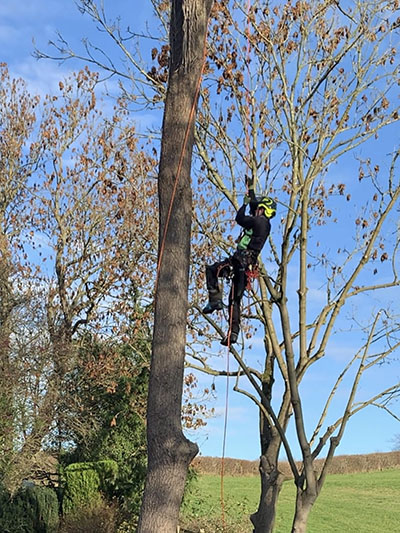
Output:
[203, 189, 276, 345]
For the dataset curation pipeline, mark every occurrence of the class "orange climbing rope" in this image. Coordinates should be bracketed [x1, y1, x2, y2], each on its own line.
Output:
[155, 18, 210, 293]
[246, 264, 259, 290]
[219, 284, 234, 530]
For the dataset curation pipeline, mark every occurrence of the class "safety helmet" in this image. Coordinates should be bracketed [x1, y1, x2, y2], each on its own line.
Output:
[257, 196, 276, 218]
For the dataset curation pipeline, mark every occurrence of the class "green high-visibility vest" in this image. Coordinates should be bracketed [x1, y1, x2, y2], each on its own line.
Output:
[237, 228, 253, 250]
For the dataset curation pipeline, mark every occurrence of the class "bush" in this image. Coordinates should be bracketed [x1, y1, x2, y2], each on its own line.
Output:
[61, 460, 118, 515]
[192, 451, 400, 477]
[116, 518, 138, 533]
[63, 339, 148, 518]
[59, 501, 119, 533]
[0, 483, 59, 533]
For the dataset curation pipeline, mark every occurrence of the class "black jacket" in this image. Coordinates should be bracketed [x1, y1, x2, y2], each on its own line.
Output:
[235, 204, 271, 254]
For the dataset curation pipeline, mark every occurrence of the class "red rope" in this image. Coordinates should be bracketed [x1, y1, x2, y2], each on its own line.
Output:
[155, 18, 210, 293]
[220, 286, 234, 530]
[246, 264, 259, 290]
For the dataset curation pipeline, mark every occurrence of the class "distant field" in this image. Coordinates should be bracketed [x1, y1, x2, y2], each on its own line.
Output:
[180, 468, 400, 532]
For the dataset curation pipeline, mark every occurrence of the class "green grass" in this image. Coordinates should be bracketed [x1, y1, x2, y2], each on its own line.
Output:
[180, 469, 400, 532]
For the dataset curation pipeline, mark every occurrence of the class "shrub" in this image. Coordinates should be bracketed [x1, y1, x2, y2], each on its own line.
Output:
[62, 339, 148, 518]
[0, 483, 59, 533]
[59, 501, 118, 533]
[62, 460, 118, 515]
[116, 518, 138, 533]
[192, 451, 400, 477]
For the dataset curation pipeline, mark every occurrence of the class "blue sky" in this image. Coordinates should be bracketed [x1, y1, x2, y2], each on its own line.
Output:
[3, 0, 400, 462]
[2, 1, 87, 90]
[1, 1, 152, 97]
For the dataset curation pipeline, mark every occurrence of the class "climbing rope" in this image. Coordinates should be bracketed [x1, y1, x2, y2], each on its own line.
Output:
[246, 264, 259, 290]
[220, 284, 234, 530]
[155, 18, 210, 293]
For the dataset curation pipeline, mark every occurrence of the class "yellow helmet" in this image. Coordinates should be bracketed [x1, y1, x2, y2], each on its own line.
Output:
[257, 196, 276, 218]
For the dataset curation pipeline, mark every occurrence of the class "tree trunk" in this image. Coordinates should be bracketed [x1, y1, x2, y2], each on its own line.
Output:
[291, 488, 316, 533]
[250, 349, 288, 532]
[250, 453, 285, 533]
[137, 1, 213, 532]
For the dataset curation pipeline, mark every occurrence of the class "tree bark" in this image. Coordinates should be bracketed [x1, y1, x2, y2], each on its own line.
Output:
[291, 488, 316, 533]
[251, 368, 288, 533]
[250, 452, 285, 533]
[137, 1, 213, 532]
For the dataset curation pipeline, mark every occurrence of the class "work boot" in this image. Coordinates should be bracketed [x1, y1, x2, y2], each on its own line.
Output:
[220, 331, 238, 346]
[202, 300, 224, 314]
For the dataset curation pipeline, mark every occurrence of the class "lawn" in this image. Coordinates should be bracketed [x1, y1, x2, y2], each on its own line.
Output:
[180, 469, 400, 532]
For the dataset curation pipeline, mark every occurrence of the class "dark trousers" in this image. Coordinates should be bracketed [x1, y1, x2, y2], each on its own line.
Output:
[205, 250, 256, 335]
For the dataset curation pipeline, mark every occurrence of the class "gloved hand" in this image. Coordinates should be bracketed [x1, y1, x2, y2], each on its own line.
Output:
[243, 195, 251, 205]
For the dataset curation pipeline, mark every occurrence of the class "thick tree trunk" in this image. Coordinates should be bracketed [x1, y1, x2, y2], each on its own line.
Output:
[137, 1, 213, 532]
[251, 350, 288, 532]
[250, 453, 285, 533]
[291, 489, 316, 533]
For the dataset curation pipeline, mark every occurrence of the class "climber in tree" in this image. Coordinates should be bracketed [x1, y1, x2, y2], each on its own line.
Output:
[203, 190, 276, 346]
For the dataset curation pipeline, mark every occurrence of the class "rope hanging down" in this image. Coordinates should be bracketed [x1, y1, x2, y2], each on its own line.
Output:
[219, 282, 234, 530]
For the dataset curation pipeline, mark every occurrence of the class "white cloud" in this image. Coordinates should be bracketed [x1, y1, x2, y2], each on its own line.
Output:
[0, 0, 71, 22]
[0, 1, 65, 47]
[213, 405, 250, 422]
[8, 57, 72, 97]
[0, 24, 22, 45]
[308, 286, 328, 304]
